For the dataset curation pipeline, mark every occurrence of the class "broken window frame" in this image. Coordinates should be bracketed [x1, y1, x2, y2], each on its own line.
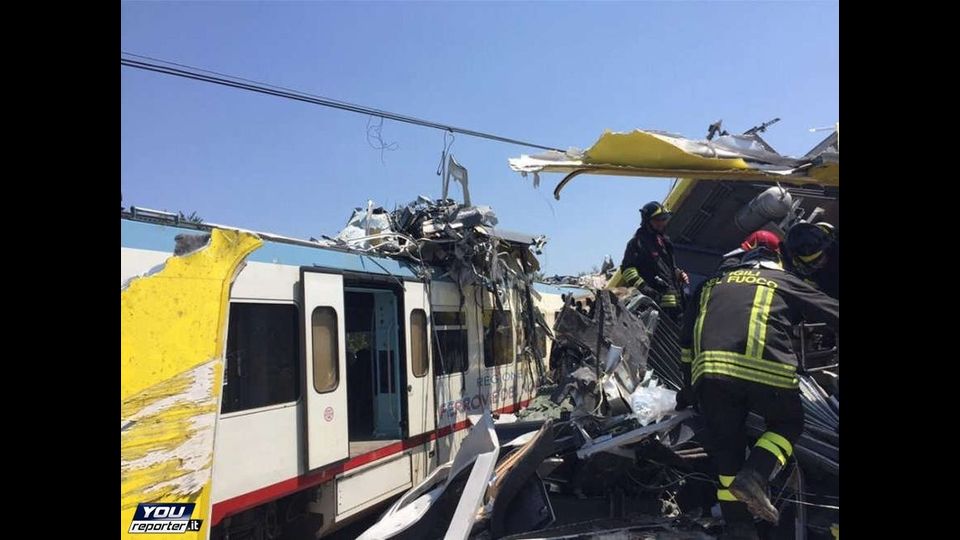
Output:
[482, 308, 515, 368]
[432, 310, 469, 376]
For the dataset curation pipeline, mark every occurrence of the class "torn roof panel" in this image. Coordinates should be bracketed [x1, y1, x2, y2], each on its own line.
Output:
[662, 127, 839, 211]
[509, 128, 839, 189]
[531, 282, 591, 297]
[478, 226, 542, 246]
[584, 130, 752, 170]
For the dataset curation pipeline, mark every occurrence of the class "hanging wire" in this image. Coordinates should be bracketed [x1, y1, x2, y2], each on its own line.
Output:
[436, 129, 455, 177]
[366, 115, 399, 165]
[778, 499, 840, 510]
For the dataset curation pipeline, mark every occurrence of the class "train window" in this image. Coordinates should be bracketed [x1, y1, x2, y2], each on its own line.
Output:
[482, 309, 514, 367]
[411, 309, 429, 377]
[222, 303, 300, 413]
[312, 306, 340, 393]
[433, 311, 467, 375]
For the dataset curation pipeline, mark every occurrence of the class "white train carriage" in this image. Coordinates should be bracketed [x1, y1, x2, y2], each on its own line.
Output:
[121, 212, 573, 538]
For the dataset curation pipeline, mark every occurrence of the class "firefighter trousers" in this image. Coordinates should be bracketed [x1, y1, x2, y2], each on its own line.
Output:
[696, 377, 804, 523]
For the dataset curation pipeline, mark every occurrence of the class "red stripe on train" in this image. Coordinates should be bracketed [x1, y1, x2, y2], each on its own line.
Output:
[210, 399, 531, 526]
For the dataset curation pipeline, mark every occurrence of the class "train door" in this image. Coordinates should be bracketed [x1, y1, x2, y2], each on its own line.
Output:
[300, 269, 350, 470]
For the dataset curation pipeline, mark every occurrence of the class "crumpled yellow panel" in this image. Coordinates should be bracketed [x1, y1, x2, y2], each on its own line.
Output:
[584, 130, 750, 170]
[121, 229, 262, 540]
[808, 162, 839, 186]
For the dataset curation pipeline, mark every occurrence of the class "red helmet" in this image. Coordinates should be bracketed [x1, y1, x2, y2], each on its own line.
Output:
[740, 230, 782, 254]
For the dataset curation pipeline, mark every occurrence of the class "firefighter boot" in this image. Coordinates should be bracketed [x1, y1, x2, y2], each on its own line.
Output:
[729, 468, 779, 524]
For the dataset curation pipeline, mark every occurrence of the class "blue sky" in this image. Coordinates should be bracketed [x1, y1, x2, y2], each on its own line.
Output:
[121, 1, 838, 276]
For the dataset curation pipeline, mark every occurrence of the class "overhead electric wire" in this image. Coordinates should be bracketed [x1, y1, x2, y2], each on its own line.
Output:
[121, 52, 563, 152]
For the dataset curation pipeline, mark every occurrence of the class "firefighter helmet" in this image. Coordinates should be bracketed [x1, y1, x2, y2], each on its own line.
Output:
[640, 201, 672, 223]
[786, 222, 833, 275]
[741, 230, 782, 254]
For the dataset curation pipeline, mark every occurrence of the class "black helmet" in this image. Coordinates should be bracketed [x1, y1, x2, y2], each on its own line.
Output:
[814, 222, 837, 242]
[785, 222, 833, 275]
[640, 201, 672, 223]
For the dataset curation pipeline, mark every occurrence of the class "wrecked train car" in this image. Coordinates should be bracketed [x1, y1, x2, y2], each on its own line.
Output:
[120, 200, 571, 540]
[501, 125, 839, 539]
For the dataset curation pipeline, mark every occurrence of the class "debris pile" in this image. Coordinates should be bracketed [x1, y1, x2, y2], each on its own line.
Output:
[323, 196, 545, 293]
[323, 196, 554, 382]
[359, 281, 839, 539]
[359, 408, 717, 540]
[539, 256, 617, 289]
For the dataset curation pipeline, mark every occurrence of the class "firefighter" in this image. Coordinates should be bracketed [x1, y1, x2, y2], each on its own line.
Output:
[676, 240, 839, 539]
[616, 201, 689, 322]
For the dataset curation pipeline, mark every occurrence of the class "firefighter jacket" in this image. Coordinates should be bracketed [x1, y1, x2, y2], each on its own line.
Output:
[620, 226, 682, 308]
[679, 256, 839, 390]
